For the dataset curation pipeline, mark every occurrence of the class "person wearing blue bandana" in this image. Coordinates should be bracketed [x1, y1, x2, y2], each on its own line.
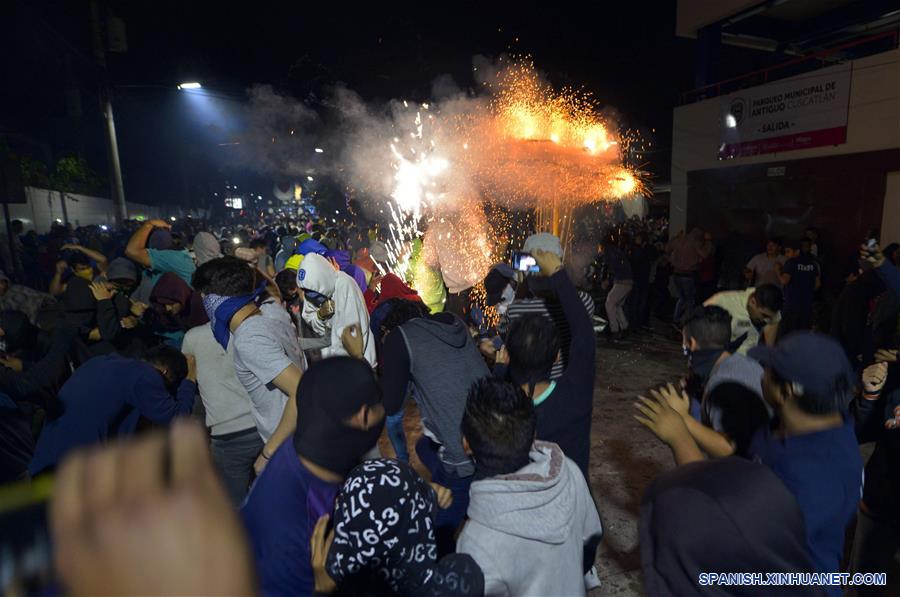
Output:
[193, 256, 306, 476]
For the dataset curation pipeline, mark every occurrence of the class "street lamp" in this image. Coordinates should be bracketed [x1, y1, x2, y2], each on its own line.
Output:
[102, 80, 205, 225]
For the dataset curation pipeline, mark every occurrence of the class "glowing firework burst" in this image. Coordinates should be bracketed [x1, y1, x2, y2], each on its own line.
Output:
[492, 59, 617, 157]
[384, 105, 501, 288]
[355, 56, 648, 295]
[383, 105, 448, 276]
[456, 58, 647, 251]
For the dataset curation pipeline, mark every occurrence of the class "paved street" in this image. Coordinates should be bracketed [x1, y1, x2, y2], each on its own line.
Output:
[590, 329, 684, 596]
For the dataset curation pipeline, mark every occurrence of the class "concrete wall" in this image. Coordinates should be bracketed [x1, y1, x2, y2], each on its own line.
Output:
[5, 187, 164, 233]
[671, 48, 900, 234]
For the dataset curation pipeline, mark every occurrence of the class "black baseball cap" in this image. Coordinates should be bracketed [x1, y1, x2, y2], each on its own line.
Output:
[749, 332, 856, 413]
[483, 264, 516, 306]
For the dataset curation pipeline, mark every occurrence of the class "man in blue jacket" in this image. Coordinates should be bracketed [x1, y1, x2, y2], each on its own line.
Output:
[29, 345, 196, 475]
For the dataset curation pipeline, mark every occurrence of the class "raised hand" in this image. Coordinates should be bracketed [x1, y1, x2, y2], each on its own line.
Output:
[429, 483, 454, 509]
[634, 395, 690, 445]
[50, 421, 257, 596]
[650, 382, 690, 418]
[862, 362, 888, 395]
[310, 515, 337, 594]
[341, 323, 364, 359]
[532, 249, 563, 277]
[89, 281, 113, 301]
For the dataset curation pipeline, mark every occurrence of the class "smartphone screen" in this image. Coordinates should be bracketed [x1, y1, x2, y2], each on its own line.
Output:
[511, 251, 539, 274]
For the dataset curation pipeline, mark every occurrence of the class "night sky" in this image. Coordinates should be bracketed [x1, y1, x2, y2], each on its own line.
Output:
[1, 1, 694, 206]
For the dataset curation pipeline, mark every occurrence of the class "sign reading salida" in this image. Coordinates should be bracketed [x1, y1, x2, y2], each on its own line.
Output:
[719, 63, 851, 159]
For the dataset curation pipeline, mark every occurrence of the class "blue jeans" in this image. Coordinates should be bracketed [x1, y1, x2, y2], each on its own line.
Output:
[672, 274, 696, 325]
[386, 411, 409, 461]
[416, 437, 472, 556]
[210, 428, 264, 507]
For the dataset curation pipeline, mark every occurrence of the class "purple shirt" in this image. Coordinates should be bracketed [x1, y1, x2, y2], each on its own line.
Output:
[241, 440, 341, 596]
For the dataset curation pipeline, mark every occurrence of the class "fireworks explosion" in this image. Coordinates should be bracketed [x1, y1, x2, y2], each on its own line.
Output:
[460, 58, 645, 250]
[360, 57, 646, 292]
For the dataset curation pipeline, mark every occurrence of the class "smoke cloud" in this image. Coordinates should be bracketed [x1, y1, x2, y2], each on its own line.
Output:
[224, 84, 321, 178]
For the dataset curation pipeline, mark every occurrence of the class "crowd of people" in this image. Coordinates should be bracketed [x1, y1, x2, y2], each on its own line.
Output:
[0, 209, 898, 595]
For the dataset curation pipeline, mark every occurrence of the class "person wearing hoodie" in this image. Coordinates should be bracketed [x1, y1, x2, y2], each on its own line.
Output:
[28, 344, 196, 476]
[324, 247, 368, 294]
[457, 378, 603, 597]
[380, 298, 490, 552]
[87, 260, 156, 358]
[297, 253, 376, 367]
[241, 357, 386, 596]
[148, 272, 209, 347]
[640, 457, 821, 596]
[274, 235, 299, 272]
[364, 272, 422, 314]
[407, 237, 446, 314]
[192, 231, 222, 267]
[310, 458, 485, 596]
[126, 219, 196, 304]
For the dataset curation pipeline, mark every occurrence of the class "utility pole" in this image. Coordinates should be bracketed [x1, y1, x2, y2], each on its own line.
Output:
[89, 0, 127, 224]
[102, 96, 127, 223]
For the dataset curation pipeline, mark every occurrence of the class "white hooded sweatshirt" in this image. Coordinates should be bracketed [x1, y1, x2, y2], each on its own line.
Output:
[297, 253, 376, 367]
[457, 441, 603, 596]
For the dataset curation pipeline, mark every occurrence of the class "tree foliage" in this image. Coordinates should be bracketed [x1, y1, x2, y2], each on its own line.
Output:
[6, 146, 106, 196]
[49, 155, 105, 196]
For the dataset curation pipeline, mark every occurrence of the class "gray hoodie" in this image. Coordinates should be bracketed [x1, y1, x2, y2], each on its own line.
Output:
[457, 441, 603, 596]
[399, 314, 488, 477]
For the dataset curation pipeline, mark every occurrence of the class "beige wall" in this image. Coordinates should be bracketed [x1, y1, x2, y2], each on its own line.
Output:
[670, 48, 900, 234]
[7, 187, 164, 233]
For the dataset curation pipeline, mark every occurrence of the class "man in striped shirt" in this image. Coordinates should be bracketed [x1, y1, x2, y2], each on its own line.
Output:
[502, 283, 595, 380]
[486, 233, 595, 380]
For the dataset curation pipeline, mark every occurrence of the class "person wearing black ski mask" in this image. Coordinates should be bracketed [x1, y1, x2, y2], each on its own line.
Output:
[241, 357, 385, 597]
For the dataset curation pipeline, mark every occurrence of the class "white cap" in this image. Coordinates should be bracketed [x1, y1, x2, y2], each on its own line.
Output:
[523, 233, 563, 258]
